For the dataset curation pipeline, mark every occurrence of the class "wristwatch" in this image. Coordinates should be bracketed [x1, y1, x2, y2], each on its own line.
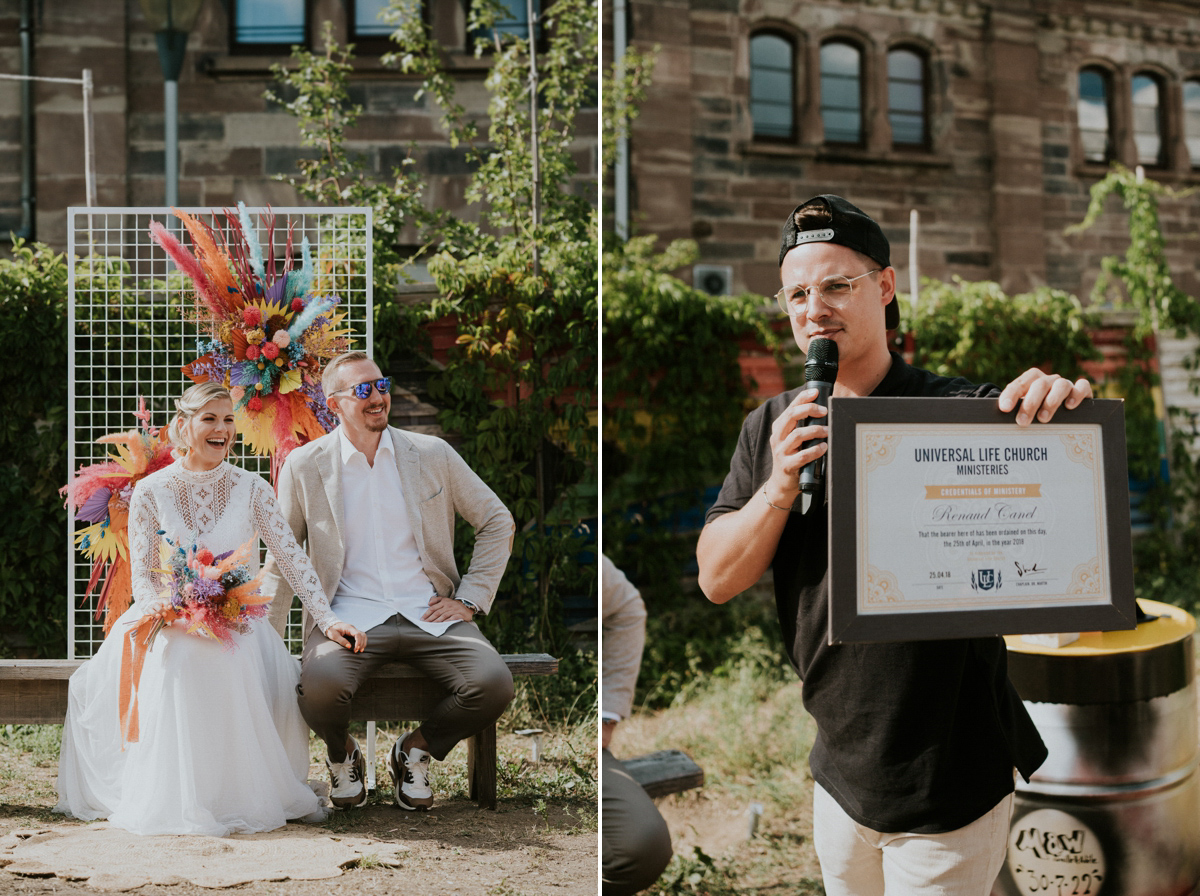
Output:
[456, 597, 479, 615]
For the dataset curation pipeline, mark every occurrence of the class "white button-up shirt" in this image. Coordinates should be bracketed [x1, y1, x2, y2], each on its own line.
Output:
[329, 426, 450, 636]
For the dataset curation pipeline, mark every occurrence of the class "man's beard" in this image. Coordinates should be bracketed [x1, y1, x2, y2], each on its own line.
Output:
[364, 404, 388, 431]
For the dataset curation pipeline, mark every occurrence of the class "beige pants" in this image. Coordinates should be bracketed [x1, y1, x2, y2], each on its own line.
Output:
[298, 614, 513, 761]
[813, 781, 1014, 896]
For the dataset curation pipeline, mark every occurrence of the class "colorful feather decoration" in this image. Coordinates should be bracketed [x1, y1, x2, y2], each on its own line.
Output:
[148, 205, 352, 474]
[61, 397, 176, 636]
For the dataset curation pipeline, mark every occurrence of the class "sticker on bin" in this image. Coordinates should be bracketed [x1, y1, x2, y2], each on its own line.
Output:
[1007, 808, 1104, 895]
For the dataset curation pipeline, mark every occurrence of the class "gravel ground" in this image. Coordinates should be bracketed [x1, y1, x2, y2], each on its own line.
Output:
[0, 725, 598, 895]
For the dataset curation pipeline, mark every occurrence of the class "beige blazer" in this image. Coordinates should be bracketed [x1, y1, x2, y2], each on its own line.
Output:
[601, 554, 646, 721]
[262, 426, 515, 640]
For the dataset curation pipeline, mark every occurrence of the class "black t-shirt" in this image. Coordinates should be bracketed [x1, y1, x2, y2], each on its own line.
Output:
[706, 353, 1047, 834]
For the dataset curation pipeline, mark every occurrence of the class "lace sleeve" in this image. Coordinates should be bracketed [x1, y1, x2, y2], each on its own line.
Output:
[248, 476, 340, 635]
[129, 480, 166, 610]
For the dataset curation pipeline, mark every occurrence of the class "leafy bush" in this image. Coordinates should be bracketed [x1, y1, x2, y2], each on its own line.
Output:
[900, 276, 1100, 386]
[636, 587, 789, 711]
[1067, 165, 1200, 613]
[0, 240, 70, 656]
[602, 236, 778, 599]
[272, 0, 599, 723]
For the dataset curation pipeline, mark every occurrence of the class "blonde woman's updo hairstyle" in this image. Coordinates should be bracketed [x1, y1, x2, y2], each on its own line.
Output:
[168, 382, 234, 458]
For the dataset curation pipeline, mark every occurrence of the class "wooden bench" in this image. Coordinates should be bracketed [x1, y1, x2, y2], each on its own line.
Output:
[0, 653, 558, 811]
[623, 749, 704, 799]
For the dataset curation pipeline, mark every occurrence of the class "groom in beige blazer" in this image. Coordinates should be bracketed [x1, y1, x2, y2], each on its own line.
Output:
[262, 350, 515, 811]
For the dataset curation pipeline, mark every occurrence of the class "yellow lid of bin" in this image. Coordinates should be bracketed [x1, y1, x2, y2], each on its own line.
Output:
[1004, 599, 1194, 657]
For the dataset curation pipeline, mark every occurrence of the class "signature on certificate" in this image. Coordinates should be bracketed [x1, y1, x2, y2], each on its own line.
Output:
[1014, 561, 1047, 578]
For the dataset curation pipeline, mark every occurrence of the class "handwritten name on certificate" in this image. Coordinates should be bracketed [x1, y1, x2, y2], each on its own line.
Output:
[856, 424, 1110, 616]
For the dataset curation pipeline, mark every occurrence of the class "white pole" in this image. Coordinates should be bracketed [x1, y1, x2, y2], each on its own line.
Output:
[908, 209, 919, 316]
[526, 0, 540, 277]
[614, 0, 629, 241]
[0, 71, 97, 213]
[82, 69, 96, 207]
[165, 78, 179, 208]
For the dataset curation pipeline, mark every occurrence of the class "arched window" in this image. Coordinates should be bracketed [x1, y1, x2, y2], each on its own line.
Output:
[888, 47, 927, 148]
[1185, 79, 1200, 167]
[750, 32, 794, 140]
[1077, 68, 1112, 164]
[821, 40, 862, 145]
[1132, 73, 1165, 166]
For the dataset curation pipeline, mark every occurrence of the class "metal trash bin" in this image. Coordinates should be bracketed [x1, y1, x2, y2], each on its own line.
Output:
[992, 599, 1200, 896]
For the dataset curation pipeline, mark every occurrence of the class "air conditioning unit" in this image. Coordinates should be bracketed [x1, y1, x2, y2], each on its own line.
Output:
[693, 264, 733, 296]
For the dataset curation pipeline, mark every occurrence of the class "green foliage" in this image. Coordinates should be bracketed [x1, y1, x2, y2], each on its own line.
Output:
[0, 241, 70, 656]
[1068, 164, 1200, 338]
[271, 0, 598, 686]
[900, 276, 1100, 386]
[649, 847, 744, 896]
[602, 44, 657, 174]
[0, 724, 62, 768]
[1067, 165, 1200, 612]
[603, 235, 778, 598]
[637, 584, 788, 711]
[268, 23, 433, 293]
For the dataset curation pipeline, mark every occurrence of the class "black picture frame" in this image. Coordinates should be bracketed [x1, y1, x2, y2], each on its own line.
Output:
[827, 397, 1137, 643]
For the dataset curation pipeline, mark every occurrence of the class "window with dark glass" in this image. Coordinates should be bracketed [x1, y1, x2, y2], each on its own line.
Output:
[351, 0, 395, 39]
[888, 48, 926, 148]
[750, 33, 794, 140]
[232, 0, 306, 49]
[1077, 68, 1111, 163]
[1132, 73, 1165, 166]
[1185, 79, 1200, 167]
[820, 41, 862, 145]
[470, 0, 541, 47]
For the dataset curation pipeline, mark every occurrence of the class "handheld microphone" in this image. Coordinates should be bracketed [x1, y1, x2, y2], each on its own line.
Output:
[799, 338, 838, 494]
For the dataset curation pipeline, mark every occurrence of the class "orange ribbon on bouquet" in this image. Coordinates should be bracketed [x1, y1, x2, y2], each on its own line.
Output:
[118, 610, 174, 747]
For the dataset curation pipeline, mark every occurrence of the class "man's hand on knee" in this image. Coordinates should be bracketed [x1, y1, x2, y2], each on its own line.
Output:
[421, 596, 475, 624]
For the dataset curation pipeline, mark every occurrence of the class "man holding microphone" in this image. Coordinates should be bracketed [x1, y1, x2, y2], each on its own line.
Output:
[697, 195, 1091, 894]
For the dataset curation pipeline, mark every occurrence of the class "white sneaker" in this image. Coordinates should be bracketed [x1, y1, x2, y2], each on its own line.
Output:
[389, 730, 434, 811]
[326, 736, 368, 809]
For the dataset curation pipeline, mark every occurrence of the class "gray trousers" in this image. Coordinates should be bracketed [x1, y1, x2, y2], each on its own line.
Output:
[602, 748, 673, 895]
[298, 614, 514, 762]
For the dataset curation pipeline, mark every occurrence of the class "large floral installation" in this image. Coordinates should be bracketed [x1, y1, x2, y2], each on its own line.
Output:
[149, 204, 350, 476]
[60, 399, 176, 636]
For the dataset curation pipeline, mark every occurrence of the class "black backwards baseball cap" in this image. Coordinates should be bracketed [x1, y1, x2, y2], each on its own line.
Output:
[778, 194, 898, 330]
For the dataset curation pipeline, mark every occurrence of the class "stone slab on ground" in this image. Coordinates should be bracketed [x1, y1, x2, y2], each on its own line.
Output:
[0, 823, 408, 890]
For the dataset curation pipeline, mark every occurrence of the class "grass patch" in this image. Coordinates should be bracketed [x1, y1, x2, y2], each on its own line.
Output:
[311, 718, 597, 827]
[614, 583, 826, 894]
[0, 724, 62, 768]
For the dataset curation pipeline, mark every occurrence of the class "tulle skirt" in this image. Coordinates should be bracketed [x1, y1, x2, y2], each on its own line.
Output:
[54, 606, 328, 836]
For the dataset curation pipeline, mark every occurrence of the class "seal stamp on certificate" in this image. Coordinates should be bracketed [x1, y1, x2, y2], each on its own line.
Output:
[827, 398, 1137, 644]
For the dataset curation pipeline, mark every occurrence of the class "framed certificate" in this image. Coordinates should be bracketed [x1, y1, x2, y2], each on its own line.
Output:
[827, 397, 1137, 643]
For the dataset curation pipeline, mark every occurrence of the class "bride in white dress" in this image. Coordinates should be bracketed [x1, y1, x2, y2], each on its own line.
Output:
[55, 383, 366, 836]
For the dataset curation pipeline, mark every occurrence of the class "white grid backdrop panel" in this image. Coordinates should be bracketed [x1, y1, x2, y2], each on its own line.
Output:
[67, 206, 372, 659]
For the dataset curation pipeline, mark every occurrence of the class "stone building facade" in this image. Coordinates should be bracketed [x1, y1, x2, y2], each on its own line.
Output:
[611, 0, 1200, 306]
[0, 0, 597, 268]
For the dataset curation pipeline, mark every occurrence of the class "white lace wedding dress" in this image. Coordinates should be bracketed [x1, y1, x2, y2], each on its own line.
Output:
[55, 461, 341, 836]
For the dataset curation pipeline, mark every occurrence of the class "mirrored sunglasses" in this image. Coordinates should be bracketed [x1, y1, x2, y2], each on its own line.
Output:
[333, 377, 392, 400]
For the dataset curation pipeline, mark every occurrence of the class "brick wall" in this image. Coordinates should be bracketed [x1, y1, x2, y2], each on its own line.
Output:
[611, 0, 1200, 308]
[1, 0, 598, 271]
